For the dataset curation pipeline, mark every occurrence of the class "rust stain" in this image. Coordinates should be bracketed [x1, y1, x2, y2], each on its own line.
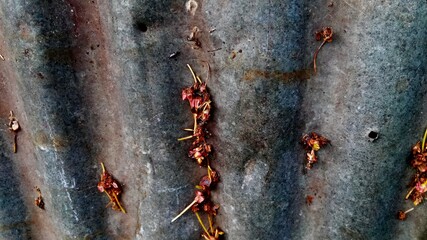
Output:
[244, 69, 312, 82]
[33, 131, 70, 151]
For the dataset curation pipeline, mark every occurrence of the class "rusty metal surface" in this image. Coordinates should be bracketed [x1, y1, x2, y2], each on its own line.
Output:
[0, 0, 426, 239]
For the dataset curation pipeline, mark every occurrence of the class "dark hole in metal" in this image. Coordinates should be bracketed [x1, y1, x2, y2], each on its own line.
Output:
[136, 22, 148, 32]
[368, 131, 378, 139]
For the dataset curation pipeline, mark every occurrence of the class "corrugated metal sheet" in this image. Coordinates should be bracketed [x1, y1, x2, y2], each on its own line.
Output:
[0, 0, 426, 239]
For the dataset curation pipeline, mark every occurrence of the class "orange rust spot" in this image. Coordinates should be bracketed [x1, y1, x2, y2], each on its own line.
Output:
[244, 69, 312, 82]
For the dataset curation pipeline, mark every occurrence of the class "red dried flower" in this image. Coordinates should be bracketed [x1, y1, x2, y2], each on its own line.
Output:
[301, 132, 329, 170]
[313, 27, 334, 73]
[98, 162, 126, 213]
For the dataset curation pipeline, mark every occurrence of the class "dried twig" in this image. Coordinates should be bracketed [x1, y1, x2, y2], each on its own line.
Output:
[313, 27, 333, 73]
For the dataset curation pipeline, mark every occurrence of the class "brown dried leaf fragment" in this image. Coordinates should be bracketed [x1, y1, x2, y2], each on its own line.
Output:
[35, 187, 45, 210]
[306, 195, 314, 205]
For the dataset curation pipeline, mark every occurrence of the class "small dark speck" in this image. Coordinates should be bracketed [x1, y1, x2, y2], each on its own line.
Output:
[238, 49, 242, 53]
[86, 51, 89, 55]
[97, 44, 100, 48]
[90, 45, 95, 50]
[136, 22, 148, 32]
[37, 72, 45, 79]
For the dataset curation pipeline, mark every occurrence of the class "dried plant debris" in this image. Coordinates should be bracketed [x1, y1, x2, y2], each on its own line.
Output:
[185, 0, 198, 16]
[406, 132, 427, 206]
[397, 208, 414, 221]
[301, 132, 330, 170]
[306, 195, 314, 205]
[97, 162, 126, 213]
[34, 187, 45, 210]
[202, 228, 224, 240]
[173, 64, 223, 239]
[187, 26, 202, 49]
[397, 129, 427, 219]
[169, 51, 180, 59]
[313, 27, 333, 73]
[179, 65, 212, 166]
[8, 111, 20, 153]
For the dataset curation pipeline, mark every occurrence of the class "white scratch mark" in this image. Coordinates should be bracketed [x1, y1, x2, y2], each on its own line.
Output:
[45, 122, 79, 222]
[157, 185, 188, 193]
[342, 0, 361, 13]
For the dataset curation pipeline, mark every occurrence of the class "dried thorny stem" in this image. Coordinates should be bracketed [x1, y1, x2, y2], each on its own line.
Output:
[195, 211, 211, 238]
[405, 186, 415, 200]
[187, 64, 197, 84]
[208, 214, 214, 234]
[13, 134, 17, 153]
[422, 128, 427, 154]
[171, 199, 198, 223]
[313, 27, 333, 73]
[97, 162, 126, 213]
[173, 64, 223, 239]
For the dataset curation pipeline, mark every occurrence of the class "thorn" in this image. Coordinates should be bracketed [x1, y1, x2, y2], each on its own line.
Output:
[187, 64, 197, 84]
[171, 199, 198, 223]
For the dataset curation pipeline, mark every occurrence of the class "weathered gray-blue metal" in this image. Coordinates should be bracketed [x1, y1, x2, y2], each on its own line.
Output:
[0, 0, 425, 239]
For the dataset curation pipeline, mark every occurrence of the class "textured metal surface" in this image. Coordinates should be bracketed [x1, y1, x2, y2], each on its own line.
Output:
[0, 0, 426, 239]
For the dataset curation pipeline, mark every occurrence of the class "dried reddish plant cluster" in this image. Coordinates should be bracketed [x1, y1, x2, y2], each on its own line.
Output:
[173, 64, 223, 240]
[97, 162, 126, 213]
[398, 129, 427, 220]
[301, 132, 330, 170]
[313, 27, 333, 73]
